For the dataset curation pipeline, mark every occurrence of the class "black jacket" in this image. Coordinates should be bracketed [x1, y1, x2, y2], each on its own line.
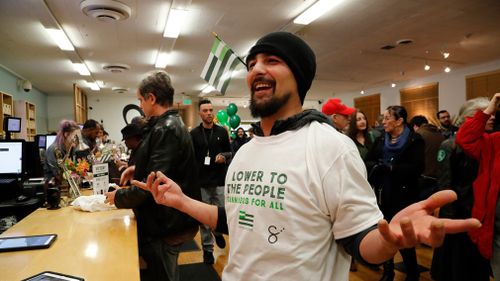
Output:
[437, 137, 478, 219]
[231, 136, 248, 154]
[190, 124, 231, 187]
[366, 129, 425, 220]
[115, 110, 201, 239]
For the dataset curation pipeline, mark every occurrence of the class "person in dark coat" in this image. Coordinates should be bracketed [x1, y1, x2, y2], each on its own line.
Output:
[409, 115, 445, 200]
[430, 97, 492, 281]
[231, 127, 249, 154]
[113, 123, 143, 179]
[190, 99, 231, 264]
[366, 105, 425, 281]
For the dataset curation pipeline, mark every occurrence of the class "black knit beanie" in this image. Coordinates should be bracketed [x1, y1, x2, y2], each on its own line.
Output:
[246, 32, 316, 105]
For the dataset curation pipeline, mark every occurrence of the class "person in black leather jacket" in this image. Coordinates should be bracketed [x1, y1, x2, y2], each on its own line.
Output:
[105, 71, 201, 281]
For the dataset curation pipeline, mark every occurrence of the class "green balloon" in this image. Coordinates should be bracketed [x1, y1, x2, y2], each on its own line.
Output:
[229, 115, 241, 129]
[226, 103, 238, 117]
[220, 120, 230, 129]
[216, 110, 228, 123]
[231, 132, 236, 139]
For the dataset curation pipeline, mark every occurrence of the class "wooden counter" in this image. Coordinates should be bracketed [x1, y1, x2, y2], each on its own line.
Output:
[0, 205, 139, 281]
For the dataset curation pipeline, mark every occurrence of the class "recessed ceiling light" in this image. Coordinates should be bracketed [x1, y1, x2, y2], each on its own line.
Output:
[444, 66, 451, 73]
[380, 45, 395, 50]
[102, 64, 130, 73]
[424, 64, 430, 71]
[391, 83, 396, 88]
[396, 39, 413, 45]
[80, 0, 132, 22]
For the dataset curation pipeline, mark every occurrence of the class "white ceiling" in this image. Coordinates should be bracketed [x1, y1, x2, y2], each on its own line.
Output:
[1, 0, 500, 105]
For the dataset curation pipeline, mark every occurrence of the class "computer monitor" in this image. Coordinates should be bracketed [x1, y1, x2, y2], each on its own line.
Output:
[46, 135, 57, 149]
[0, 140, 24, 175]
[3, 117, 21, 140]
[35, 134, 57, 150]
[37, 135, 47, 149]
[4, 117, 21, 133]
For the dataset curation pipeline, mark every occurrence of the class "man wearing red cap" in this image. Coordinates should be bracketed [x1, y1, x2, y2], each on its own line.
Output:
[322, 98, 356, 132]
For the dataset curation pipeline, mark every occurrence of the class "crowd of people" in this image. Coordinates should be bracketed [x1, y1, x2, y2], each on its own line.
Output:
[42, 31, 499, 281]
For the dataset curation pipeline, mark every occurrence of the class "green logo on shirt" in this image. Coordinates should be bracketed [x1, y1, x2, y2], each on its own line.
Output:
[238, 210, 254, 230]
[437, 149, 446, 162]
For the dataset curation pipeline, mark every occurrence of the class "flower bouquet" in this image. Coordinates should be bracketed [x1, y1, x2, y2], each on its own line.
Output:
[60, 158, 91, 199]
[65, 158, 91, 178]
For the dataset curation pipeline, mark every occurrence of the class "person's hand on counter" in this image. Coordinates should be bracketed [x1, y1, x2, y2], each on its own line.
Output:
[104, 190, 117, 205]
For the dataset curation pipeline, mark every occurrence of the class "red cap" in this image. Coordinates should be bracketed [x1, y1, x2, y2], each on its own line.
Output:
[321, 98, 355, 116]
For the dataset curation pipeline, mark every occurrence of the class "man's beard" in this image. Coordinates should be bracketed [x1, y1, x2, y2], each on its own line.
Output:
[250, 91, 291, 118]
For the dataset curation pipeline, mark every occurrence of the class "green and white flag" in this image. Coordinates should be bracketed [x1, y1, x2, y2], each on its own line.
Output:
[200, 36, 242, 95]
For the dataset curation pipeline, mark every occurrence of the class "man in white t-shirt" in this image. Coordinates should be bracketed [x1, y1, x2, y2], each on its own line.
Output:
[134, 32, 481, 281]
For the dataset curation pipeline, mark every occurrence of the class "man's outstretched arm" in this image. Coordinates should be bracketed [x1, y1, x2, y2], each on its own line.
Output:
[135, 172, 481, 264]
[133, 171, 219, 229]
[359, 190, 481, 264]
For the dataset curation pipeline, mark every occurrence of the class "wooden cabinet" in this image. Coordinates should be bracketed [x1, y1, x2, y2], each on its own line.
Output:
[14, 100, 36, 141]
[0, 92, 14, 139]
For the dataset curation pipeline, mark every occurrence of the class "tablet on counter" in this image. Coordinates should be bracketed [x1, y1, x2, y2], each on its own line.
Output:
[22, 271, 84, 281]
[0, 234, 57, 252]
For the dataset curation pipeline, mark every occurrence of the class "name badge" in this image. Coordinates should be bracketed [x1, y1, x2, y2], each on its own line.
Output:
[204, 156, 211, 165]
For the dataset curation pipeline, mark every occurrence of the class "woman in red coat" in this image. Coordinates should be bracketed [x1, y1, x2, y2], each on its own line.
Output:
[455, 93, 500, 279]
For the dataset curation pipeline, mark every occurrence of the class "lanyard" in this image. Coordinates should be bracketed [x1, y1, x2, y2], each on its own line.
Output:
[202, 127, 213, 156]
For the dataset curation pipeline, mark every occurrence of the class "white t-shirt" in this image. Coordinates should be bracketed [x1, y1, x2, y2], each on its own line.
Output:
[222, 121, 383, 281]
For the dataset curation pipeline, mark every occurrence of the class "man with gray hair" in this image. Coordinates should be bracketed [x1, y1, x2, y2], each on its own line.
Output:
[105, 71, 201, 281]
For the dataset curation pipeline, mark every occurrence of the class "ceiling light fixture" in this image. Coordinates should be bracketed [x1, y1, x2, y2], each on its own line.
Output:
[360, 90, 365, 95]
[202, 85, 215, 94]
[87, 81, 100, 91]
[442, 52, 450, 59]
[391, 83, 396, 88]
[155, 52, 169, 68]
[73, 63, 91, 76]
[199, 84, 216, 97]
[444, 66, 451, 73]
[293, 0, 344, 25]
[45, 28, 74, 51]
[42, 1, 101, 92]
[163, 9, 187, 38]
[424, 63, 430, 71]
